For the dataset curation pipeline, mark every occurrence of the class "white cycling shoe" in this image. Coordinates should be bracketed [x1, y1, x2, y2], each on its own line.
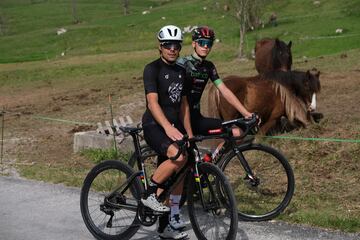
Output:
[141, 193, 170, 213]
[169, 214, 186, 230]
[159, 224, 188, 240]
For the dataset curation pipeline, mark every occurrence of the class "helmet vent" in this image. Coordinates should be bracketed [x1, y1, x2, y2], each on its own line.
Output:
[167, 28, 173, 36]
[158, 31, 164, 39]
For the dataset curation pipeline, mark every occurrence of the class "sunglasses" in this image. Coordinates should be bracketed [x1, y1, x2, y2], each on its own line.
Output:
[161, 42, 182, 50]
[196, 39, 213, 48]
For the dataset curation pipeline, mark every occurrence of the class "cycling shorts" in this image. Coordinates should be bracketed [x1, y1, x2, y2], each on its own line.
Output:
[143, 121, 186, 165]
[191, 112, 222, 135]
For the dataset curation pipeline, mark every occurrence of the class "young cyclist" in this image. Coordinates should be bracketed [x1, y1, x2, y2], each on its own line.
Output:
[177, 26, 253, 136]
[164, 25, 254, 232]
[140, 25, 192, 240]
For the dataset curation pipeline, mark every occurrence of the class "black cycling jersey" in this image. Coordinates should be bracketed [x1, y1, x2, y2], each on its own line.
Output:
[177, 55, 220, 114]
[142, 58, 188, 125]
[176, 55, 223, 135]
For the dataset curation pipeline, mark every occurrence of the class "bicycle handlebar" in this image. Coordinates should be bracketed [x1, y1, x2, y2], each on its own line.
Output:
[222, 113, 260, 138]
[169, 134, 189, 160]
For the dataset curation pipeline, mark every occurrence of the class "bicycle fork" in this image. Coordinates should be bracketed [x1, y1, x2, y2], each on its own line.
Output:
[193, 151, 221, 213]
[234, 148, 260, 187]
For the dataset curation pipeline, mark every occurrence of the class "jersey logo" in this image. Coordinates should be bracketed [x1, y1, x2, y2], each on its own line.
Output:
[191, 71, 208, 79]
[193, 78, 205, 83]
[168, 82, 183, 103]
[165, 74, 169, 79]
[212, 68, 217, 76]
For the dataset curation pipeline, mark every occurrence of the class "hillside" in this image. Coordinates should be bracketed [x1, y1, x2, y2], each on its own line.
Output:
[0, 0, 359, 233]
[0, 0, 360, 63]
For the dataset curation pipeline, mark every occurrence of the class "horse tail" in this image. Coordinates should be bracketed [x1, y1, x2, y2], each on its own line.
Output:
[207, 84, 221, 118]
[272, 82, 312, 126]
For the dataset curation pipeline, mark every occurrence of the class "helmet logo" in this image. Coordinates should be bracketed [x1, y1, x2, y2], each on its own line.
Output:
[201, 28, 210, 38]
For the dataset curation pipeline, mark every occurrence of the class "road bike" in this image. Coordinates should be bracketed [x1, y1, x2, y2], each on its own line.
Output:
[80, 125, 238, 240]
[128, 116, 295, 222]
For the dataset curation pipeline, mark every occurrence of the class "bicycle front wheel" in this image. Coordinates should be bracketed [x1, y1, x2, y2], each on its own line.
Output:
[80, 160, 144, 240]
[220, 144, 295, 221]
[187, 162, 238, 240]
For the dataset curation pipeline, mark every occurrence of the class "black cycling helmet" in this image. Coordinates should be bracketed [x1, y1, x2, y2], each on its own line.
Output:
[192, 26, 215, 41]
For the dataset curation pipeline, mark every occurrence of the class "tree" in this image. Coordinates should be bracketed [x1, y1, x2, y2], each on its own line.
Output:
[221, 0, 267, 59]
[71, 0, 80, 24]
[123, 0, 129, 15]
[0, 16, 4, 36]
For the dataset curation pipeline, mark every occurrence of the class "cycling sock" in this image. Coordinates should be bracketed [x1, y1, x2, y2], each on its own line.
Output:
[147, 176, 159, 196]
[170, 194, 181, 217]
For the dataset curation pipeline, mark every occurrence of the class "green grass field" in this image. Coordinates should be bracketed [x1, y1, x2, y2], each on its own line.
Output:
[1, 0, 360, 63]
[1, 0, 360, 234]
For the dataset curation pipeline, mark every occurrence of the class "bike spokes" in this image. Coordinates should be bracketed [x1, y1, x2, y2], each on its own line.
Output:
[81, 163, 142, 239]
[188, 163, 238, 240]
[221, 145, 294, 221]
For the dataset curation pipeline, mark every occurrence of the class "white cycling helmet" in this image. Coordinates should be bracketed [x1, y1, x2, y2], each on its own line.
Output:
[157, 25, 183, 42]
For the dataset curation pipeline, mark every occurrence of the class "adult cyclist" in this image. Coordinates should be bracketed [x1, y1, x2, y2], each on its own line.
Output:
[140, 25, 192, 240]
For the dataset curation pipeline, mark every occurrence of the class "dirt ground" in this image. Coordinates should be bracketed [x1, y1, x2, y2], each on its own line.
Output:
[0, 69, 358, 172]
[0, 51, 359, 175]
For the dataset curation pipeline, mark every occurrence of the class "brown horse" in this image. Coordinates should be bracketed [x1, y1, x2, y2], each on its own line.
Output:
[207, 70, 321, 135]
[255, 38, 292, 73]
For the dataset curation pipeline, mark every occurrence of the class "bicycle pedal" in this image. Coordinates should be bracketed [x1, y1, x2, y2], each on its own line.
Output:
[153, 210, 169, 216]
[214, 208, 227, 216]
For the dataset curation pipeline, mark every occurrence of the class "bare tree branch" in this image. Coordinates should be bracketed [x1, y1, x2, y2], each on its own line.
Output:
[123, 0, 129, 15]
[219, 0, 269, 59]
[71, 0, 80, 24]
[0, 16, 3, 36]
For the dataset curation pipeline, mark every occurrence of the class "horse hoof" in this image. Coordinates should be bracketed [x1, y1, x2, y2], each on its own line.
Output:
[310, 112, 324, 123]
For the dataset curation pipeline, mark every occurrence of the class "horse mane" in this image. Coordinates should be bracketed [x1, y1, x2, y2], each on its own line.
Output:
[263, 71, 292, 85]
[272, 81, 312, 126]
[263, 70, 321, 95]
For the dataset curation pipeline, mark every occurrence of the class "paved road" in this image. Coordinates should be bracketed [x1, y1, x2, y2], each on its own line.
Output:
[0, 176, 359, 240]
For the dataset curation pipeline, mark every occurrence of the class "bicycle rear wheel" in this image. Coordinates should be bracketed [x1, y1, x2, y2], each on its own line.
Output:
[187, 162, 238, 240]
[220, 144, 295, 221]
[80, 160, 144, 240]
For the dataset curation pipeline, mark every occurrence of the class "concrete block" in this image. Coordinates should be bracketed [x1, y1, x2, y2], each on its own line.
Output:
[73, 131, 134, 153]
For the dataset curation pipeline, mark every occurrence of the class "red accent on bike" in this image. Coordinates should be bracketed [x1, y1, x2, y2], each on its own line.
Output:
[208, 129, 222, 134]
[203, 153, 212, 162]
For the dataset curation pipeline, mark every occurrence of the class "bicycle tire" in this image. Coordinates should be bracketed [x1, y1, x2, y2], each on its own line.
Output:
[187, 162, 238, 240]
[80, 160, 144, 240]
[219, 143, 295, 221]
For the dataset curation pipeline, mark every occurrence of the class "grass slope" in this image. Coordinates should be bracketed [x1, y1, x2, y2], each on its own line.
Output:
[0, 0, 359, 63]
